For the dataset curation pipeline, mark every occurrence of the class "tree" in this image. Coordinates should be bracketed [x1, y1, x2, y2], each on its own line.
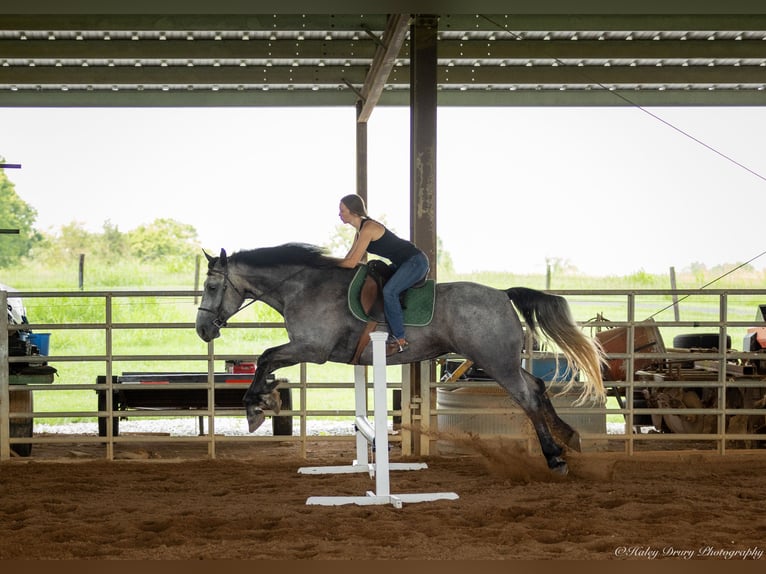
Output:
[0, 166, 41, 268]
[97, 219, 128, 258]
[30, 221, 95, 265]
[127, 218, 200, 261]
[57, 221, 95, 256]
[685, 261, 707, 286]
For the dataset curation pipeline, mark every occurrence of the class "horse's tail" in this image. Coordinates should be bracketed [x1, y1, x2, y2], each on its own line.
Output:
[506, 287, 607, 405]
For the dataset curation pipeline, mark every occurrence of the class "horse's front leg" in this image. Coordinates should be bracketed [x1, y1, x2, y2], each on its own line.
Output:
[243, 343, 322, 433]
[243, 371, 282, 433]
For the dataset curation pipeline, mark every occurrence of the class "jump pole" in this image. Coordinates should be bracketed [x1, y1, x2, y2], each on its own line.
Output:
[299, 331, 458, 507]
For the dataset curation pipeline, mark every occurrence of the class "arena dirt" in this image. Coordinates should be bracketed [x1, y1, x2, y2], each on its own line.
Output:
[1, 435, 765, 560]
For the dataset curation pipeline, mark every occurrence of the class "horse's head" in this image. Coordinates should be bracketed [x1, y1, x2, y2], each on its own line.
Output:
[195, 248, 245, 342]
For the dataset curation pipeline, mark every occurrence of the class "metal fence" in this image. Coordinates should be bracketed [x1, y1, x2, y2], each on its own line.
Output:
[2, 287, 766, 461]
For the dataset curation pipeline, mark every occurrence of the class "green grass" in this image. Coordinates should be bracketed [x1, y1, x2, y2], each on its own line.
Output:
[6, 256, 766, 425]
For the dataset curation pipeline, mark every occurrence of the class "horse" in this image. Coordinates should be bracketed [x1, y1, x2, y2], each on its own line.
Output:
[195, 243, 606, 475]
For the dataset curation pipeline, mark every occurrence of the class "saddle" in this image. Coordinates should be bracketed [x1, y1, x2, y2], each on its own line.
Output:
[351, 260, 429, 364]
[359, 260, 421, 322]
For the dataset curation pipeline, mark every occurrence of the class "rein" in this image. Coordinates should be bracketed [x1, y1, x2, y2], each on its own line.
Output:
[198, 265, 304, 328]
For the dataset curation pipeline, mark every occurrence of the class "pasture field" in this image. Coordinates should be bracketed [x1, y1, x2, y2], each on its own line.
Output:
[4, 256, 766, 425]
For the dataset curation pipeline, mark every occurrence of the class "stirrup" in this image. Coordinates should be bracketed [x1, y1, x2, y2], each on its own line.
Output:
[386, 337, 409, 354]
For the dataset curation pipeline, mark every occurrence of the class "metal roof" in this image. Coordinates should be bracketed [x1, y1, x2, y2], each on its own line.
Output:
[1, 11, 766, 107]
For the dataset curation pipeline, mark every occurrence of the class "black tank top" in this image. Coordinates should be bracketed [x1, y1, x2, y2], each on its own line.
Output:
[361, 218, 422, 266]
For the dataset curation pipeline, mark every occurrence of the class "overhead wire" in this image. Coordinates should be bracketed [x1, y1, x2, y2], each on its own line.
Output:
[646, 249, 766, 320]
[478, 14, 766, 184]
[478, 14, 766, 297]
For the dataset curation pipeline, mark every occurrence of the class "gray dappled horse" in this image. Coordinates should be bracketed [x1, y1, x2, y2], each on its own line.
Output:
[195, 243, 606, 475]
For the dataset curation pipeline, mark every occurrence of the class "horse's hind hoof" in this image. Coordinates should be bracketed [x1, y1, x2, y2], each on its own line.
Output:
[549, 458, 569, 476]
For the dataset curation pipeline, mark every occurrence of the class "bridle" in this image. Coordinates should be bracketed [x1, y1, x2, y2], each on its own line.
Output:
[197, 263, 306, 329]
[197, 267, 256, 329]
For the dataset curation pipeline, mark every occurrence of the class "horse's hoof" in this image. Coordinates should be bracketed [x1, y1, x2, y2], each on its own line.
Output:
[259, 390, 282, 414]
[246, 407, 266, 433]
[549, 458, 569, 476]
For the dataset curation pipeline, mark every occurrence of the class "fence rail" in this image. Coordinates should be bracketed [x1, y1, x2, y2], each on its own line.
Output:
[2, 287, 766, 461]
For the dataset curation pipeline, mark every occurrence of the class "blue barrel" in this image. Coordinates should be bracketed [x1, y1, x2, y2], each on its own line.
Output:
[29, 333, 51, 355]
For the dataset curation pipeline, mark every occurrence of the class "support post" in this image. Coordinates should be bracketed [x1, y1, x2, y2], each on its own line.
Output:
[0, 290, 9, 460]
[78, 253, 85, 291]
[356, 99, 368, 202]
[669, 266, 680, 321]
[408, 13, 439, 459]
[409, 14, 438, 279]
[354, 364, 369, 466]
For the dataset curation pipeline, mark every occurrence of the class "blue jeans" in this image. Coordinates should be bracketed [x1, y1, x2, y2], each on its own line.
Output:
[382, 251, 429, 340]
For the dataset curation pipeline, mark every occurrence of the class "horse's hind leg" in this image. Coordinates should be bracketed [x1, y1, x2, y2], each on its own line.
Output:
[522, 369, 582, 453]
[496, 370, 569, 475]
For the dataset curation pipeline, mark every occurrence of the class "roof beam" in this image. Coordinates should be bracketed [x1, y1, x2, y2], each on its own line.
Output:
[2, 64, 764, 87]
[435, 89, 766, 107]
[0, 65, 368, 85]
[435, 65, 766, 85]
[357, 13, 409, 122]
[6, 38, 766, 62]
[0, 39, 380, 60]
[436, 39, 766, 61]
[440, 13, 766, 31]
[4, 13, 766, 32]
[0, 14, 389, 31]
[0, 87, 763, 108]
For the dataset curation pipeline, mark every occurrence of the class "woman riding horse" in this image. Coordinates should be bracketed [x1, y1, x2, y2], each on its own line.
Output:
[336, 194, 429, 354]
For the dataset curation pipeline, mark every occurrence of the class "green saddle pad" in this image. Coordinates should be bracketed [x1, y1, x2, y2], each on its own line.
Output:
[348, 265, 435, 326]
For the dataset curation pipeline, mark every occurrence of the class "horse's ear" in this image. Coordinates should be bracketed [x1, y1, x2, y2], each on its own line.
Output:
[219, 248, 228, 266]
[203, 249, 214, 263]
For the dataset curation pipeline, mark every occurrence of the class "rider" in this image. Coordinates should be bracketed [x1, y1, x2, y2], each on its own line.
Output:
[336, 194, 429, 353]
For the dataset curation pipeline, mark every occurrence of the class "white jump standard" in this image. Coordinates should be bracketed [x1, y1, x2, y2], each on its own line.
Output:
[298, 331, 459, 507]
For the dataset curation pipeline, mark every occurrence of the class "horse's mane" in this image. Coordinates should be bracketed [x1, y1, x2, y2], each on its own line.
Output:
[230, 243, 337, 269]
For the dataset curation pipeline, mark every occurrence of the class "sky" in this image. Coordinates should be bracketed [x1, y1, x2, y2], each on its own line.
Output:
[1, 104, 765, 276]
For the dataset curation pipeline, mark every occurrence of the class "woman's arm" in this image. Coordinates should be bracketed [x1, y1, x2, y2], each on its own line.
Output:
[337, 221, 379, 268]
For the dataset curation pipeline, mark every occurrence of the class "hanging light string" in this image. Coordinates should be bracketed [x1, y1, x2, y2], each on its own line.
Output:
[479, 14, 766, 184]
